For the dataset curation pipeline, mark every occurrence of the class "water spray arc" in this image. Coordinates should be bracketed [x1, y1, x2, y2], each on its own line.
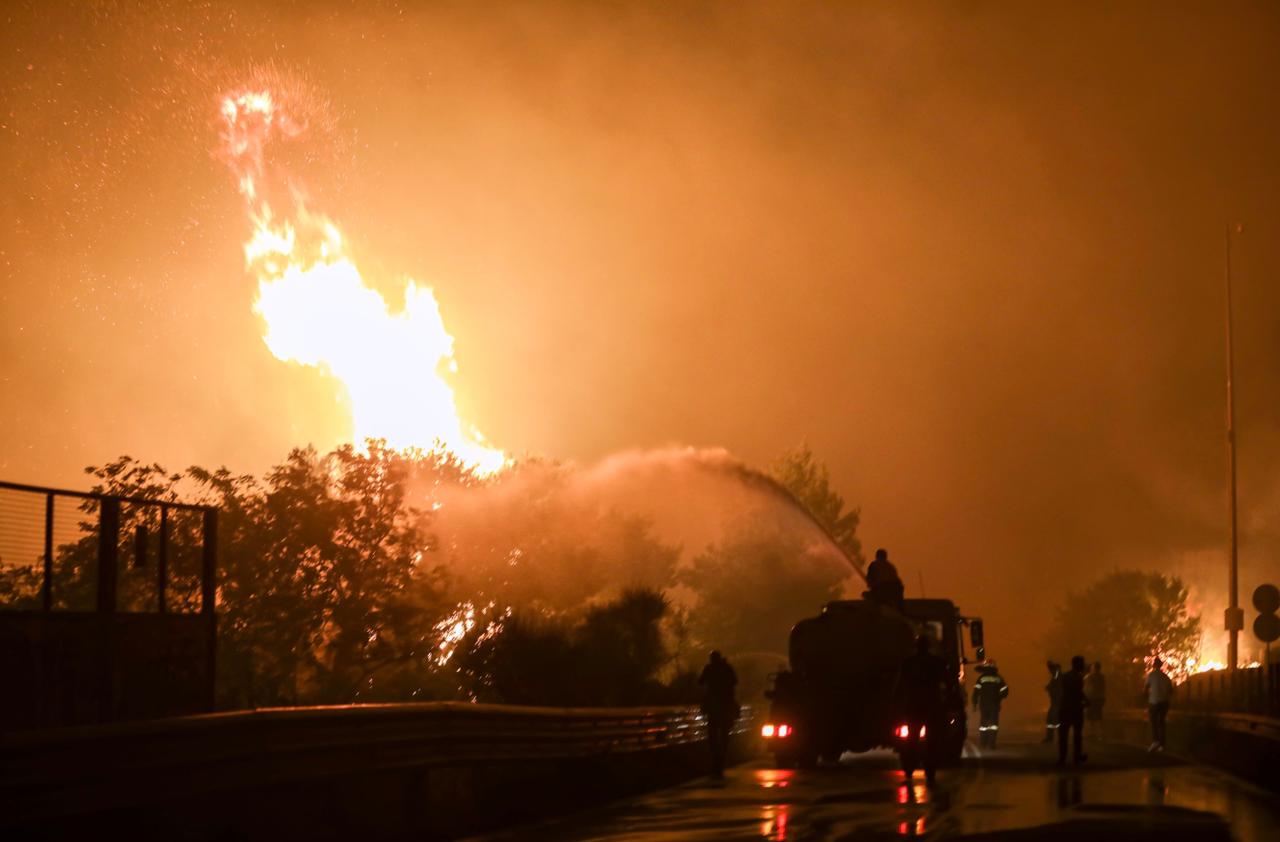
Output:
[683, 453, 868, 586]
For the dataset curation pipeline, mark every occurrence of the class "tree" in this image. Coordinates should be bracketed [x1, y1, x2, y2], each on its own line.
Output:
[1044, 570, 1202, 695]
[770, 444, 862, 564]
[35, 444, 464, 708]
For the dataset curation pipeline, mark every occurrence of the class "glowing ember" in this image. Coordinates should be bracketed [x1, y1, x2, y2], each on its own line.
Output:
[219, 90, 504, 473]
[433, 601, 507, 666]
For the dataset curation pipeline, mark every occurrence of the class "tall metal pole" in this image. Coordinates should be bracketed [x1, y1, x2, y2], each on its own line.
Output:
[1225, 224, 1242, 672]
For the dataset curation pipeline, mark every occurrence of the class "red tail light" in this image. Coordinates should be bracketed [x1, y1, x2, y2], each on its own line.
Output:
[777, 724, 791, 738]
[920, 725, 927, 738]
[896, 724, 910, 739]
[761, 724, 776, 738]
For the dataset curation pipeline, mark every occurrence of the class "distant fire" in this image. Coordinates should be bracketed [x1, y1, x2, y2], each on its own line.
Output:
[219, 90, 504, 473]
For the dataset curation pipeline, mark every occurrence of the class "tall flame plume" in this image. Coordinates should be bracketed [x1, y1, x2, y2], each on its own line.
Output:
[219, 90, 504, 473]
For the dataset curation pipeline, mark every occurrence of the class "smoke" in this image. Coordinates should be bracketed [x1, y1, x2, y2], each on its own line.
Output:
[399, 446, 868, 663]
[419, 447, 859, 622]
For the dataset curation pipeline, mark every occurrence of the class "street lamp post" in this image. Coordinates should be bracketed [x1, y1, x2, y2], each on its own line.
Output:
[1224, 223, 1244, 672]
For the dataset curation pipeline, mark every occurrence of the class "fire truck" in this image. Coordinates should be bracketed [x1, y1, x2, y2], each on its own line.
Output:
[759, 596, 985, 768]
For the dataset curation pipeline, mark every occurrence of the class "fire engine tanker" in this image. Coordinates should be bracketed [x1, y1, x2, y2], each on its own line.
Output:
[760, 596, 986, 769]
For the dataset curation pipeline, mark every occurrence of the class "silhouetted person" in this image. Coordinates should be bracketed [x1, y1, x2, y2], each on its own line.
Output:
[1085, 661, 1106, 737]
[865, 547, 905, 610]
[1145, 657, 1173, 752]
[971, 661, 1009, 748]
[1058, 655, 1088, 765]
[897, 635, 947, 783]
[699, 650, 738, 777]
[1043, 661, 1062, 743]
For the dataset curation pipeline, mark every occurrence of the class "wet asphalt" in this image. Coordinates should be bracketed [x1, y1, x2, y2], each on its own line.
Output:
[475, 727, 1280, 841]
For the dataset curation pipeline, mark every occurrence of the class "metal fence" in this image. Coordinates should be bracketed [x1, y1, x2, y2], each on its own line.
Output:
[0, 480, 217, 614]
[0, 480, 219, 728]
[1180, 664, 1280, 719]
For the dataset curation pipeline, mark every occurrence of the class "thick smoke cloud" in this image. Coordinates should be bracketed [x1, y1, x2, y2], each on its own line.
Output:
[422, 446, 857, 615]
[3, 2, 1280, 710]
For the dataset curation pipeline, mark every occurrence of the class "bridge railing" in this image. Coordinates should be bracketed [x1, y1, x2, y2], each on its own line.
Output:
[1, 700, 754, 827]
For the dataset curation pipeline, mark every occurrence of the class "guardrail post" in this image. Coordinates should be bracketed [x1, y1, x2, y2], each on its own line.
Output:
[42, 493, 53, 611]
[97, 497, 119, 613]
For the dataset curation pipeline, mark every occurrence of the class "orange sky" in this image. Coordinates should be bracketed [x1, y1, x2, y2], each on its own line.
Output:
[3, 1, 1280, 698]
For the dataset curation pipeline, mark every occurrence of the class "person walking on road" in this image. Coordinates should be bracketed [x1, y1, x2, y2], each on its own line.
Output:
[1084, 661, 1106, 738]
[971, 661, 1009, 749]
[1043, 661, 1063, 743]
[699, 650, 739, 778]
[1057, 655, 1089, 765]
[897, 635, 948, 784]
[1145, 657, 1174, 752]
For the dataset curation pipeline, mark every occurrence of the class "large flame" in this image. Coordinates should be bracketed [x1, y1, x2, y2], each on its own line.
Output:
[219, 90, 504, 473]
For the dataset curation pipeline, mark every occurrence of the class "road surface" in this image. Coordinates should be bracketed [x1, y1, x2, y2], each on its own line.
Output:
[476, 727, 1279, 841]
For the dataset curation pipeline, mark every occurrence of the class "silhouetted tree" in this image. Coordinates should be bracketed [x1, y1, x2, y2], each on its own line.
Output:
[1044, 569, 1202, 696]
[770, 444, 862, 563]
[28, 443, 462, 707]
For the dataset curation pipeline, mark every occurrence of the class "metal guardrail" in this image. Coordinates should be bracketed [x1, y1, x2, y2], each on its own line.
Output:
[1, 701, 753, 824]
[1180, 664, 1280, 718]
[1111, 706, 1280, 744]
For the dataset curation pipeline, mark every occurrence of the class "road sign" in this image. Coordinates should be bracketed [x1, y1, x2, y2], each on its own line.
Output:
[1253, 613, 1280, 644]
[1253, 583, 1280, 645]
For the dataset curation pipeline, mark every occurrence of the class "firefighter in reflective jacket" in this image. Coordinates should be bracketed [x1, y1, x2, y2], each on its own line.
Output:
[972, 662, 1009, 749]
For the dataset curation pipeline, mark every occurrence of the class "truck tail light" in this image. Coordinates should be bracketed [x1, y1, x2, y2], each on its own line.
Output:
[761, 724, 776, 738]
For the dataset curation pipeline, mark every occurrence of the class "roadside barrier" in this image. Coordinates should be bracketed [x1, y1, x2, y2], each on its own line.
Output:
[1, 701, 755, 839]
[1105, 707, 1280, 791]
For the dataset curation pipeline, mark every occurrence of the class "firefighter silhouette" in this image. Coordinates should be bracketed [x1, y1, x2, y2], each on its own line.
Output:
[865, 548, 905, 609]
[971, 661, 1008, 748]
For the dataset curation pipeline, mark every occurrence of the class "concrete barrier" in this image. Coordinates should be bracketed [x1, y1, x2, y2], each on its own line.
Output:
[1103, 708, 1280, 791]
[1, 702, 757, 840]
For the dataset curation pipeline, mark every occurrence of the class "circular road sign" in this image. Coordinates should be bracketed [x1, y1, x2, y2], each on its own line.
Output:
[1253, 584, 1280, 615]
[1254, 613, 1280, 644]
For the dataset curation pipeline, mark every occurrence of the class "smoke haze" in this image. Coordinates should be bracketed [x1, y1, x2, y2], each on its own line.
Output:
[4, 1, 1280, 708]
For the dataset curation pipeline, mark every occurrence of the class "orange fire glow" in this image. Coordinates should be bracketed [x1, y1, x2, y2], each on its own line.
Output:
[219, 90, 504, 473]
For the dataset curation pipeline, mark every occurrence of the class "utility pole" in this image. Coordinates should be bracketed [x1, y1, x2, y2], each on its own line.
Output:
[1225, 223, 1244, 672]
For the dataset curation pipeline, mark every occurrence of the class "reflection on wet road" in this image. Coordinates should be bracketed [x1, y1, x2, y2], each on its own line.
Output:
[476, 729, 1279, 840]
